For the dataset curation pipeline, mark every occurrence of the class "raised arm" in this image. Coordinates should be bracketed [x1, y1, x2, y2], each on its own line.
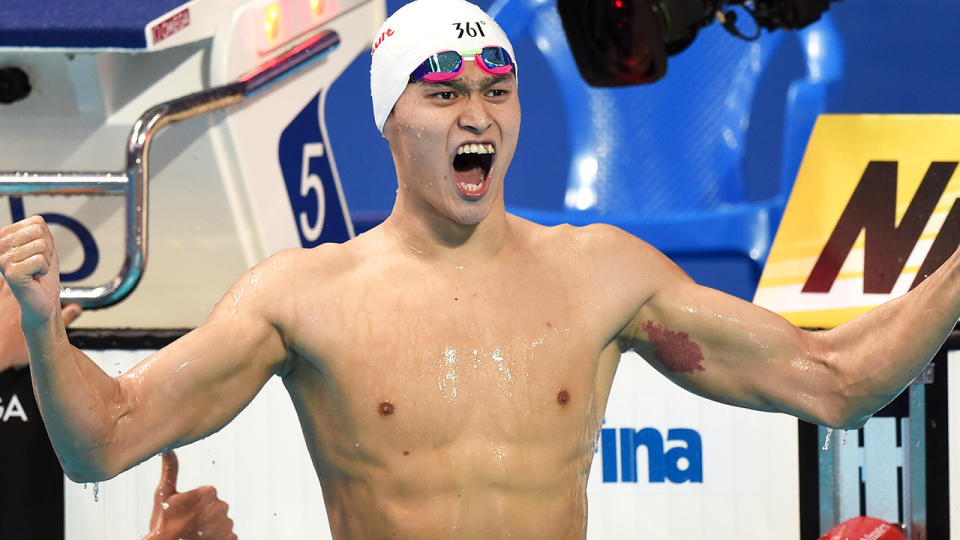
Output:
[610, 226, 960, 429]
[1, 277, 81, 372]
[1, 272, 30, 371]
[0, 216, 293, 481]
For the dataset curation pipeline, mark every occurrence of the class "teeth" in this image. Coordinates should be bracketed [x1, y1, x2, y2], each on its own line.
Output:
[458, 181, 484, 192]
[457, 143, 495, 155]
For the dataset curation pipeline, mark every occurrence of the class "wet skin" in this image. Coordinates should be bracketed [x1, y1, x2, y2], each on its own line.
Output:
[4, 63, 960, 539]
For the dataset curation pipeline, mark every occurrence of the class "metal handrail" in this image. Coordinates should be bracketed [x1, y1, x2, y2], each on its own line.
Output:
[0, 29, 340, 309]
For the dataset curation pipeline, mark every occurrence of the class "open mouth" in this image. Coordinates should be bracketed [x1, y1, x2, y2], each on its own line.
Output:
[453, 143, 494, 199]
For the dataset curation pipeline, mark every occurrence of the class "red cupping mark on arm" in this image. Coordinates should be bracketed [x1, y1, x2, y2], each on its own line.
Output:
[641, 321, 706, 374]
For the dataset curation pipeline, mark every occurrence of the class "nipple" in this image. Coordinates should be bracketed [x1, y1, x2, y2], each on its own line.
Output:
[378, 401, 395, 416]
[557, 389, 570, 406]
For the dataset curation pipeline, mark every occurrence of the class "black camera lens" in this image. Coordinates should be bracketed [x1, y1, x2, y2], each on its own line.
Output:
[588, 0, 658, 79]
[0, 67, 32, 104]
[559, 0, 667, 87]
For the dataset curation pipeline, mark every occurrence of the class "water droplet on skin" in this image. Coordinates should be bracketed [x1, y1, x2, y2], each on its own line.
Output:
[162, 502, 170, 510]
[489, 441, 505, 462]
[822, 428, 833, 451]
[492, 348, 512, 396]
[438, 346, 459, 402]
[355, 441, 360, 448]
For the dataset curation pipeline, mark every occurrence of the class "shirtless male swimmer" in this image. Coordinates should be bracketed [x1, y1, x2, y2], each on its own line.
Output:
[1, 0, 959, 538]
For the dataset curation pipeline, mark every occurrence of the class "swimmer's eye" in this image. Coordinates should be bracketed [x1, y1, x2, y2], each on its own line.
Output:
[487, 88, 509, 98]
[433, 91, 457, 100]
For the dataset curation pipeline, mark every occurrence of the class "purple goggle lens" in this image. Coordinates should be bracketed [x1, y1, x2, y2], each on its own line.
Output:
[409, 46, 514, 83]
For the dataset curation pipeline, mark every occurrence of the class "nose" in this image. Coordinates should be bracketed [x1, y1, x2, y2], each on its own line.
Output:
[458, 96, 492, 135]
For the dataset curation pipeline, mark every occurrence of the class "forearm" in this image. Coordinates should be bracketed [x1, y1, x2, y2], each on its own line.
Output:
[0, 279, 28, 371]
[819, 247, 960, 425]
[24, 313, 127, 481]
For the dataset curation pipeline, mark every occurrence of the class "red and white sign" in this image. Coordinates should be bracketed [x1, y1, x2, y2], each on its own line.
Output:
[151, 8, 192, 45]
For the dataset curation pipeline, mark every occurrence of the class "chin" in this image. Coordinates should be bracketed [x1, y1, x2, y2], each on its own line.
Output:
[449, 200, 494, 226]
[451, 211, 488, 226]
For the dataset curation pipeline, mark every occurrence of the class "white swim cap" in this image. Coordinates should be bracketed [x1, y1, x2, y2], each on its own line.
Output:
[370, 0, 517, 133]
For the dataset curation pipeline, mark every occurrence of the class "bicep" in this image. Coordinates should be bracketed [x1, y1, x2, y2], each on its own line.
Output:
[621, 269, 839, 420]
[109, 272, 290, 470]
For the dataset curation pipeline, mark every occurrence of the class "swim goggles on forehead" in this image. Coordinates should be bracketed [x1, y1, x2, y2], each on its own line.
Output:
[409, 46, 515, 83]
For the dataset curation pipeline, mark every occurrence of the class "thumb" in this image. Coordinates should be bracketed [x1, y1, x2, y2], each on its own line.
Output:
[157, 450, 179, 498]
[61, 303, 82, 326]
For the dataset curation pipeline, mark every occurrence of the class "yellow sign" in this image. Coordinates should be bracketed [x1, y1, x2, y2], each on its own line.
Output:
[753, 115, 960, 328]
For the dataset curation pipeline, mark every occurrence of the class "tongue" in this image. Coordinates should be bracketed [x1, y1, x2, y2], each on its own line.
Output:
[455, 166, 485, 188]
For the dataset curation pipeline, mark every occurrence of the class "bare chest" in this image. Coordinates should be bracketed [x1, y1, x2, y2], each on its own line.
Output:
[288, 273, 613, 449]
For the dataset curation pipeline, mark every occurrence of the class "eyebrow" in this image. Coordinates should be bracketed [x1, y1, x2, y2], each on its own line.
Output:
[421, 74, 515, 94]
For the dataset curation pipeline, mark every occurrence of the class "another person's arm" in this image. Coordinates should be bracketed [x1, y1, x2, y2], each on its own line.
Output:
[144, 450, 237, 540]
[0, 216, 294, 481]
[603, 225, 960, 428]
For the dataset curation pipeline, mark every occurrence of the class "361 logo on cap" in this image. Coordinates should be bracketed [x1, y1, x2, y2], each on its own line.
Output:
[452, 21, 486, 39]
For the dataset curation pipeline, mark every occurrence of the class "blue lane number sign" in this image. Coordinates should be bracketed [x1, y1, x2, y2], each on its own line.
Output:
[278, 92, 352, 247]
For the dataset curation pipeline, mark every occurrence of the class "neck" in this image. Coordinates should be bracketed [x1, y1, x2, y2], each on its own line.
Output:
[385, 188, 509, 261]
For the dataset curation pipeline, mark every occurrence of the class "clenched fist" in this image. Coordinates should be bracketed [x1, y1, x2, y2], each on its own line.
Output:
[0, 216, 63, 328]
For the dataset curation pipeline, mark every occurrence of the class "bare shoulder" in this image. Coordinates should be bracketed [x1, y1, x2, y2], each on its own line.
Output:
[509, 217, 668, 271]
[507, 216, 693, 313]
[207, 241, 365, 325]
[574, 223, 687, 280]
[273, 239, 367, 281]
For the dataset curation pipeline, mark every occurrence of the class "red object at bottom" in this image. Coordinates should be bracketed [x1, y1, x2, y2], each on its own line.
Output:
[819, 516, 908, 540]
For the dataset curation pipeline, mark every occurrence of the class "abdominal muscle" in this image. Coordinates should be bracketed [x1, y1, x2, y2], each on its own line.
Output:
[280, 339, 619, 540]
[318, 436, 591, 539]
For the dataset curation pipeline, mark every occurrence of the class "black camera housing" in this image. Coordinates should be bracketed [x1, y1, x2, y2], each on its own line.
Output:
[557, 0, 668, 86]
[557, 0, 836, 87]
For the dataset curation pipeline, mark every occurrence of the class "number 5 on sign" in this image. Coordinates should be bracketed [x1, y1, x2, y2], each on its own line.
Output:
[278, 91, 352, 248]
[299, 142, 327, 243]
